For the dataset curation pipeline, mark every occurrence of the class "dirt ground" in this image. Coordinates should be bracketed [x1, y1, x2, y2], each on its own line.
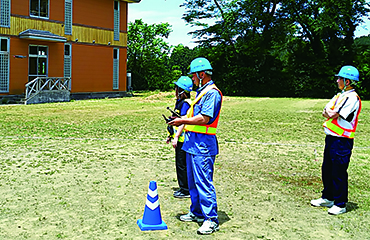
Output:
[1, 136, 369, 240]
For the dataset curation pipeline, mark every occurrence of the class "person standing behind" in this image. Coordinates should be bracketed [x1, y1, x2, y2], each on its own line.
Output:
[311, 65, 362, 215]
[166, 76, 193, 199]
[168, 57, 223, 235]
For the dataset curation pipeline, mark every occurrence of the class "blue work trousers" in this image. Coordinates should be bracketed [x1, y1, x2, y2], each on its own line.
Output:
[321, 135, 353, 208]
[186, 153, 218, 223]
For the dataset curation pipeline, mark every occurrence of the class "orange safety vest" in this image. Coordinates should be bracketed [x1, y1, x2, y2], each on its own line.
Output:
[184, 84, 223, 135]
[323, 91, 362, 139]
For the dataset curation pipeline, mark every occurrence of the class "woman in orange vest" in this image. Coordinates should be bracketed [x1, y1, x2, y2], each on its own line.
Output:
[311, 66, 362, 215]
[168, 57, 222, 235]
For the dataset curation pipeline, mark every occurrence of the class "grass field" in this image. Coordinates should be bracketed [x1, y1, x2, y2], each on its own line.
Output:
[0, 91, 369, 239]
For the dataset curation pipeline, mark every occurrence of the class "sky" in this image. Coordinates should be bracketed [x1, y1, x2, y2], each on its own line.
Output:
[127, 0, 201, 49]
[127, 0, 370, 49]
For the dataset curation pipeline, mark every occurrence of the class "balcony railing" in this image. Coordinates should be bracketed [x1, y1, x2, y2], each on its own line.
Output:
[24, 77, 71, 104]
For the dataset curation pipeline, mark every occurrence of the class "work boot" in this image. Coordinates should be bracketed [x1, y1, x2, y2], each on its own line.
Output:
[180, 212, 204, 223]
[310, 198, 334, 207]
[328, 205, 346, 215]
[197, 220, 219, 235]
[174, 190, 190, 198]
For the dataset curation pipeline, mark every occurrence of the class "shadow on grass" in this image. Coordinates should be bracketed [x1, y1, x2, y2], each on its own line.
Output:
[218, 211, 231, 225]
[175, 211, 231, 226]
[347, 202, 359, 212]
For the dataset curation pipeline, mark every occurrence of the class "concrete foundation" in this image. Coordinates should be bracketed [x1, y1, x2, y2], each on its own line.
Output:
[0, 91, 130, 105]
[26, 90, 70, 104]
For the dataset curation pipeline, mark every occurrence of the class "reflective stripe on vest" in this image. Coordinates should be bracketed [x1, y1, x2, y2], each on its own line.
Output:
[173, 126, 186, 142]
[184, 84, 222, 135]
[184, 125, 218, 135]
[168, 126, 186, 142]
[324, 118, 356, 138]
[168, 99, 192, 142]
[323, 92, 362, 139]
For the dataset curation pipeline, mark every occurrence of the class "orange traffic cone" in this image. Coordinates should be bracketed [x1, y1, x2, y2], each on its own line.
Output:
[137, 181, 168, 231]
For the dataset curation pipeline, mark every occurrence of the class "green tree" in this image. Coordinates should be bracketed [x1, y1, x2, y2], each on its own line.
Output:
[181, 0, 293, 96]
[127, 19, 173, 91]
[354, 35, 370, 99]
[169, 44, 199, 75]
[279, 0, 369, 97]
[181, 0, 370, 98]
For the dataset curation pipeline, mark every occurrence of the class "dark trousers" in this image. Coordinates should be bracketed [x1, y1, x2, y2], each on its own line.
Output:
[175, 142, 189, 193]
[321, 135, 353, 208]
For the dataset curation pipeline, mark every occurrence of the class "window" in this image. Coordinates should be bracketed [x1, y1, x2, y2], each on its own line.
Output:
[114, 1, 120, 41]
[0, 38, 9, 52]
[0, 37, 9, 92]
[0, 0, 11, 27]
[65, 0, 72, 35]
[113, 48, 119, 90]
[64, 43, 71, 79]
[30, 0, 49, 18]
[29, 45, 48, 82]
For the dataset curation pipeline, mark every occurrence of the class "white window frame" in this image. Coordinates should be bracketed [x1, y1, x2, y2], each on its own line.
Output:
[0, 0, 11, 27]
[113, 48, 119, 90]
[114, 0, 120, 41]
[30, 0, 49, 19]
[28, 45, 48, 82]
[0, 37, 10, 92]
[64, 0, 72, 35]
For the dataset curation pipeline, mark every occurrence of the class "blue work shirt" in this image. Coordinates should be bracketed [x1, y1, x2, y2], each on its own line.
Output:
[182, 80, 222, 156]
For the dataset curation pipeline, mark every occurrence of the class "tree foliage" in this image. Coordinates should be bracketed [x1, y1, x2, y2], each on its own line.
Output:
[180, 0, 370, 99]
[127, 1, 370, 99]
[127, 19, 173, 91]
[169, 44, 199, 75]
[354, 34, 370, 97]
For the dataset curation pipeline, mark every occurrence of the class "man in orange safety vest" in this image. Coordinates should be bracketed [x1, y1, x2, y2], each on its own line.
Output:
[311, 65, 362, 215]
[168, 57, 222, 235]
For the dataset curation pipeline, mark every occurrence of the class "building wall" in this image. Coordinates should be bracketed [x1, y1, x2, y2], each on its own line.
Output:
[10, 0, 28, 16]
[48, 42, 64, 77]
[121, 2, 128, 32]
[74, 0, 113, 29]
[9, 38, 29, 94]
[0, 0, 131, 96]
[71, 44, 127, 93]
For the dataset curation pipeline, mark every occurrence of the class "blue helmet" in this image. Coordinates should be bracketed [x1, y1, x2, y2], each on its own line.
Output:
[189, 57, 212, 74]
[335, 65, 359, 81]
[174, 76, 193, 92]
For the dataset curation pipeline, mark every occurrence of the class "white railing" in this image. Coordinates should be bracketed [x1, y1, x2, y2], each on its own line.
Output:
[25, 77, 71, 104]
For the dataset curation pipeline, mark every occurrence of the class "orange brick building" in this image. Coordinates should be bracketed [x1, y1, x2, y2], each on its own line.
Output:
[0, 0, 140, 102]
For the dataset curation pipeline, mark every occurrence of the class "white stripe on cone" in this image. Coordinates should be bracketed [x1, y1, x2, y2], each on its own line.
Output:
[148, 188, 158, 198]
[146, 199, 159, 210]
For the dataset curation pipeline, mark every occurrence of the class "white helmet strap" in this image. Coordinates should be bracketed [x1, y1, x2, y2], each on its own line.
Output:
[196, 72, 203, 88]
